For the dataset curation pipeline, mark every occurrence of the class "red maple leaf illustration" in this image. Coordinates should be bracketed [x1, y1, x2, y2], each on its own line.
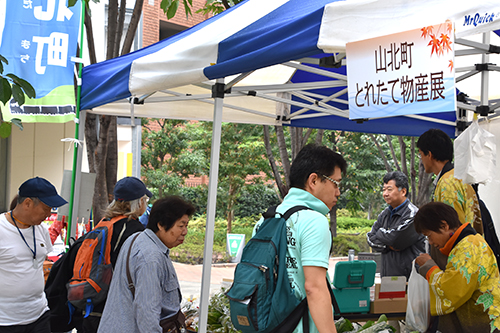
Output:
[449, 59, 454, 72]
[421, 26, 434, 39]
[445, 20, 453, 34]
[440, 33, 452, 53]
[428, 34, 441, 56]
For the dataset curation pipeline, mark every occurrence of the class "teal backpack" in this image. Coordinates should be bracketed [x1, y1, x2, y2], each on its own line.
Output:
[226, 206, 312, 333]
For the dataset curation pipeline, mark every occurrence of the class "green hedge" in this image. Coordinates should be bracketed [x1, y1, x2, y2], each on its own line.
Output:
[172, 215, 375, 263]
[331, 233, 371, 257]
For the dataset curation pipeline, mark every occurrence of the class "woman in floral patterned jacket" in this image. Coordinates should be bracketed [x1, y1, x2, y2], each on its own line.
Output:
[415, 202, 500, 333]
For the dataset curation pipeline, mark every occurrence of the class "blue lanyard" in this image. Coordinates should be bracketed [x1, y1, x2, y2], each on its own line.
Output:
[11, 211, 36, 260]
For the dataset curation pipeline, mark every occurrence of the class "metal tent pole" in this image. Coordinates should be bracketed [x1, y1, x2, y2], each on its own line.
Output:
[67, 0, 86, 244]
[480, 32, 490, 112]
[198, 78, 224, 333]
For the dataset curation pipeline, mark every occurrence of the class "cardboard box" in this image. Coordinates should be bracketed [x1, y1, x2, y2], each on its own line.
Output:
[370, 295, 408, 313]
[379, 276, 406, 298]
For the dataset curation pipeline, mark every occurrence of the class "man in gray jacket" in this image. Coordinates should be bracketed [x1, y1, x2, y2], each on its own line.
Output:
[366, 171, 425, 279]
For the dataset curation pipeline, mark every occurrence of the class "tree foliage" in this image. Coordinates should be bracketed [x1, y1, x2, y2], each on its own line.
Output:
[0, 55, 32, 138]
[190, 122, 271, 232]
[336, 132, 387, 218]
[141, 119, 206, 198]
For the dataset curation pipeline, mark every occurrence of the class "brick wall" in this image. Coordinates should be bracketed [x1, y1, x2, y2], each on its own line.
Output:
[142, 0, 160, 47]
[159, 0, 210, 27]
[142, 0, 210, 48]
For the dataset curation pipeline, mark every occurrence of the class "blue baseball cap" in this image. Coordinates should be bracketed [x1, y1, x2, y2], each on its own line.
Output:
[18, 177, 68, 208]
[114, 177, 152, 202]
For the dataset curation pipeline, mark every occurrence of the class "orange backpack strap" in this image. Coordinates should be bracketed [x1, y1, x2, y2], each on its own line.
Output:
[93, 215, 127, 265]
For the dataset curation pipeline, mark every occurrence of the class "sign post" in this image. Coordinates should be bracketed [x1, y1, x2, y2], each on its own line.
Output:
[226, 233, 245, 263]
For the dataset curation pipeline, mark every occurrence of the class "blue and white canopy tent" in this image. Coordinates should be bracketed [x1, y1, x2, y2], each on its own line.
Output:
[79, 0, 500, 331]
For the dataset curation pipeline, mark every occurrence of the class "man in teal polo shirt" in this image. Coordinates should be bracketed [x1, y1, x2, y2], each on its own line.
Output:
[254, 144, 347, 333]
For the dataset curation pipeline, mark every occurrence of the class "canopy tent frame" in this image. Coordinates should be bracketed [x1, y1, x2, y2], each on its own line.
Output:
[81, 32, 498, 333]
[77, 0, 500, 330]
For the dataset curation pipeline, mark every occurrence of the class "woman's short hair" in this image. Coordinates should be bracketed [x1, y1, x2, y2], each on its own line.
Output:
[104, 194, 148, 220]
[414, 202, 461, 233]
[147, 196, 195, 233]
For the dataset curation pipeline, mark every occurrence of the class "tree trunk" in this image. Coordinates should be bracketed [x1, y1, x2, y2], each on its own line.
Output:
[121, 0, 145, 55]
[114, 0, 127, 58]
[302, 128, 313, 146]
[84, 8, 97, 64]
[386, 135, 401, 171]
[276, 125, 291, 190]
[369, 134, 391, 172]
[106, 0, 118, 60]
[263, 125, 286, 199]
[410, 138, 416, 202]
[106, 117, 118, 203]
[315, 129, 324, 145]
[398, 136, 408, 176]
[92, 116, 113, 222]
[84, 113, 98, 173]
[330, 206, 337, 239]
[415, 161, 433, 207]
[290, 127, 302, 159]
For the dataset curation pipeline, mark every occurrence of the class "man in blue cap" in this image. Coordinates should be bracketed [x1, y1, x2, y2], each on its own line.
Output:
[0, 177, 67, 332]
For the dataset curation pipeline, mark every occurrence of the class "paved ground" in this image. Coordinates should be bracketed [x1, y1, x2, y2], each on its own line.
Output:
[174, 257, 354, 301]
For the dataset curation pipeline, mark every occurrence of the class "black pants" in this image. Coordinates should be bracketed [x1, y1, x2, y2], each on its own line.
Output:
[81, 315, 101, 333]
[0, 311, 50, 333]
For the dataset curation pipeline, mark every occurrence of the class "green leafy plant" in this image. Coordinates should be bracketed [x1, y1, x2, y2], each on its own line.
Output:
[0, 55, 35, 106]
[0, 55, 31, 138]
[206, 290, 241, 333]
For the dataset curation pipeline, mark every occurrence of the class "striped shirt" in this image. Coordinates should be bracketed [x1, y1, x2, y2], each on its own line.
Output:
[98, 229, 182, 333]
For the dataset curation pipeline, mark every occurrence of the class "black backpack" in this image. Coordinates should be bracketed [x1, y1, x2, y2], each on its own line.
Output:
[44, 237, 84, 332]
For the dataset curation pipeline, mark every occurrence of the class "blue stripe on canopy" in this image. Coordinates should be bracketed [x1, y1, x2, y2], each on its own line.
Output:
[204, 0, 338, 80]
[289, 111, 457, 138]
[81, 2, 240, 110]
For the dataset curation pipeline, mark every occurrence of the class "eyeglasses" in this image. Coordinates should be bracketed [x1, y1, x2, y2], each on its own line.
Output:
[321, 174, 341, 189]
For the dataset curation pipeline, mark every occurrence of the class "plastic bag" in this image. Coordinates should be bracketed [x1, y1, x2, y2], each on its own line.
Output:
[455, 120, 496, 185]
[405, 260, 430, 332]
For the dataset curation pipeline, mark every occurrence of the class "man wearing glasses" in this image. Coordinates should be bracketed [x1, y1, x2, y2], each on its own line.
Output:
[253, 144, 346, 333]
[0, 177, 67, 333]
[366, 171, 424, 280]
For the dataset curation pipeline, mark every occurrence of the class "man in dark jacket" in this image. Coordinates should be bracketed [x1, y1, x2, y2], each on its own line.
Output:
[366, 171, 424, 279]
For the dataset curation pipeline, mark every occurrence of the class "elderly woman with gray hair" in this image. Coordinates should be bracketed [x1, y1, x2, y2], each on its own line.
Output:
[98, 196, 195, 333]
[81, 176, 152, 333]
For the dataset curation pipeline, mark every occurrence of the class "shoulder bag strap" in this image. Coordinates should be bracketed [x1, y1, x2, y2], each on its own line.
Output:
[126, 233, 141, 298]
[282, 205, 311, 221]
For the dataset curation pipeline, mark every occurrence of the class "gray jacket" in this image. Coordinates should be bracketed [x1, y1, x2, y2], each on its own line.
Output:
[366, 199, 425, 279]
